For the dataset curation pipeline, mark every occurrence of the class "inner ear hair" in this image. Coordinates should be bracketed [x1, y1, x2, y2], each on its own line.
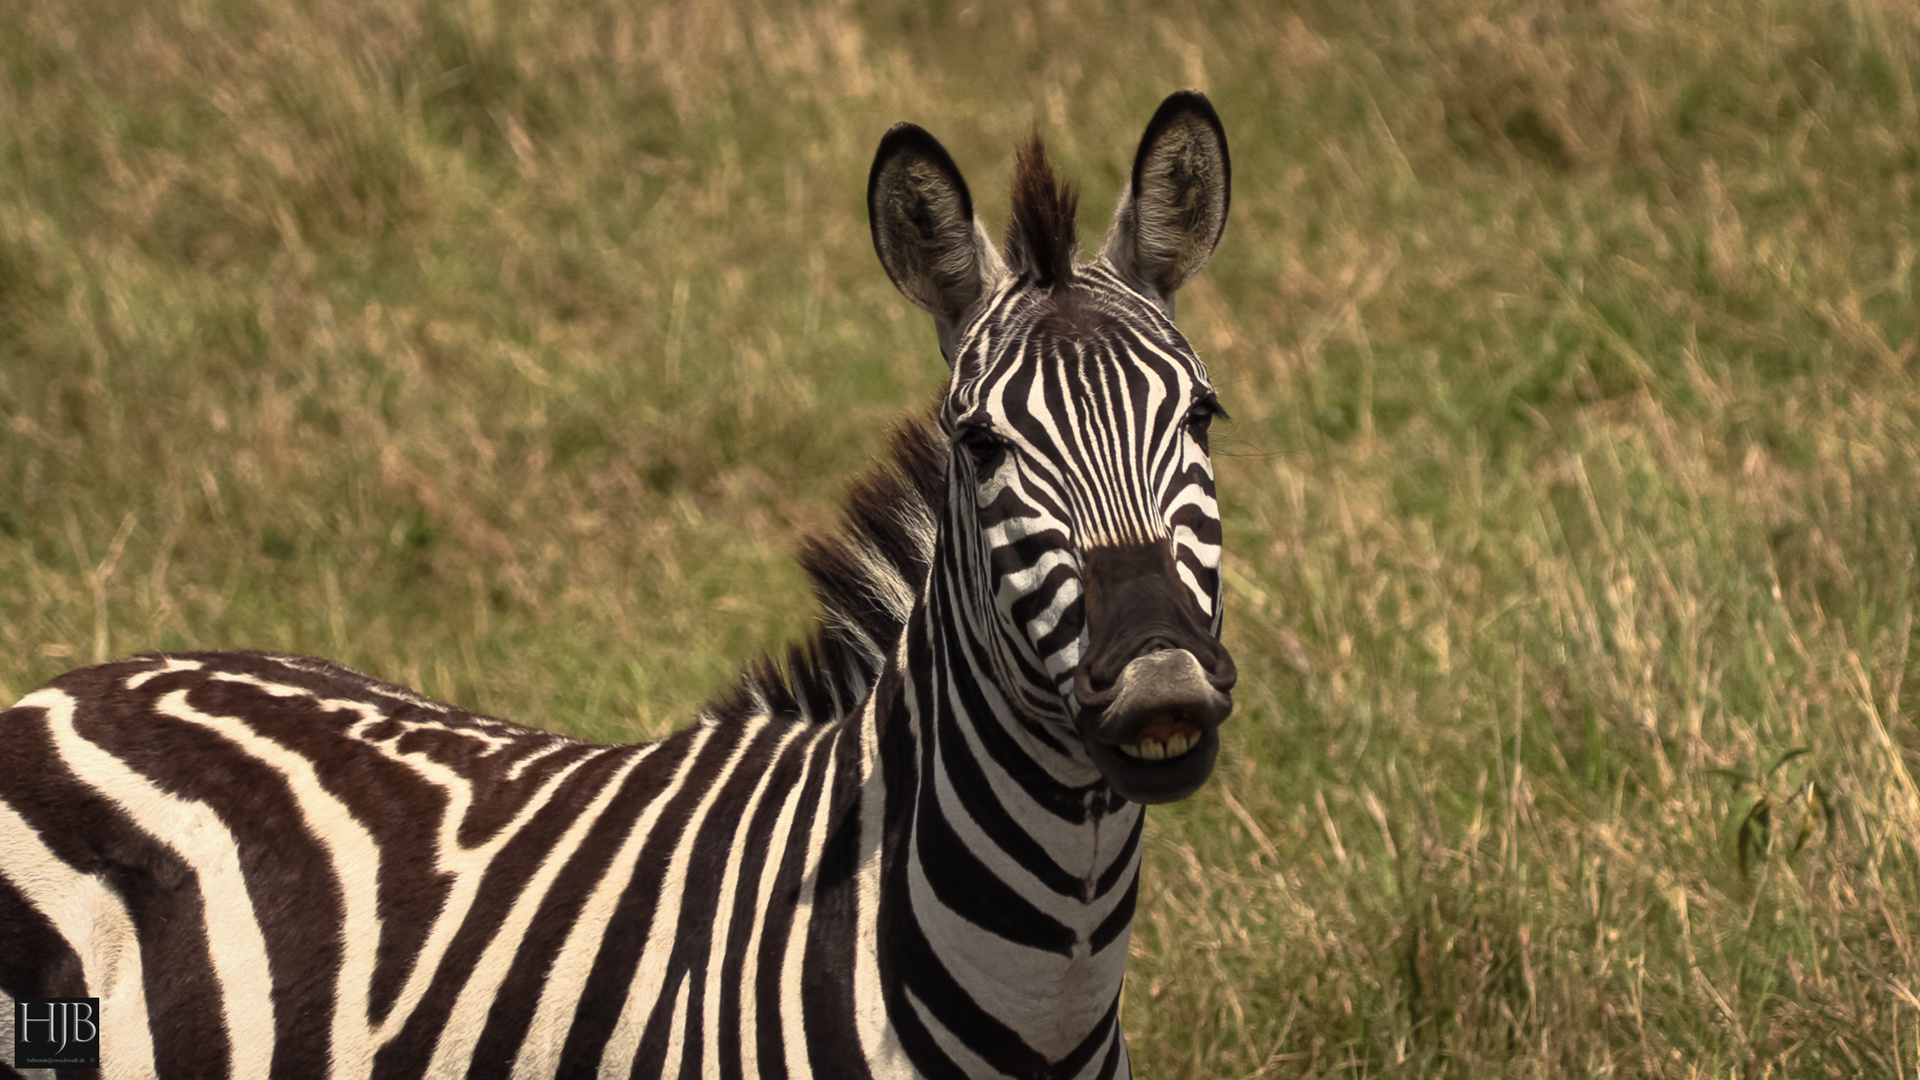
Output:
[1101, 91, 1231, 307]
[868, 124, 1003, 331]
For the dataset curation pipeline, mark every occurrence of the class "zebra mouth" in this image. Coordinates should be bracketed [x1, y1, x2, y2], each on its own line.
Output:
[1075, 649, 1233, 803]
[1086, 726, 1220, 804]
[1114, 716, 1205, 761]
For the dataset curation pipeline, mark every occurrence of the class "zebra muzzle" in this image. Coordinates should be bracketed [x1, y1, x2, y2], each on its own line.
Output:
[1070, 540, 1237, 803]
[1076, 648, 1235, 803]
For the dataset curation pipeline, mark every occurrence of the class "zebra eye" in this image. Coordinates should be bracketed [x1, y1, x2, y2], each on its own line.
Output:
[956, 422, 1011, 468]
[1186, 395, 1227, 437]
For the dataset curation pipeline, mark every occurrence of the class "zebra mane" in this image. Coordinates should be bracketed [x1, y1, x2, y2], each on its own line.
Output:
[1006, 132, 1079, 287]
[703, 410, 947, 727]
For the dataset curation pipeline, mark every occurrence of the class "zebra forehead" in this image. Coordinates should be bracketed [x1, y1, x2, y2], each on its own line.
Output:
[1003, 324, 1202, 401]
[1017, 266, 1175, 330]
[1025, 287, 1134, 340]
[969, 287, 1200, 374]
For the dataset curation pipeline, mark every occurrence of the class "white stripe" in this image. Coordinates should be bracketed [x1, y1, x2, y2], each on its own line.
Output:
[33, 688, 275, 1078]
[854, 678, 910, 1073]
[428, 745, 652, 1075]
[195, 670, 599, 1065]
[658, 972, 691, 1079]
[927, 732, 1080, 919]
[516, 723, 714, 1077]
[599, 720, 765, 1076]
[506, 736, 577, 781]
[151, 686, 376, 1079]
[776, 733, 841, 1080]
[699, 724, 802, 1074]
[734, 727, 828, 1079]
[0, 695, 156, 1079]
[1174, 561, 1211, 617]
[903, 982, 998, 1078]
[1023, 576, 1082, 646]
[125, 656, 203, 690]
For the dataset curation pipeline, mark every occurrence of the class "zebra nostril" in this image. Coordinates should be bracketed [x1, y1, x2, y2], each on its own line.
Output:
[1073, 666, 1118, 710]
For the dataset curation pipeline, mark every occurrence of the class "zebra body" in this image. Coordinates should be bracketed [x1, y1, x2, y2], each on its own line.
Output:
[2, 91, 1234, 1079]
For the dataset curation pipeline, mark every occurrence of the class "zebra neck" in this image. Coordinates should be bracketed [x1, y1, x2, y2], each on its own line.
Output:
[864, 552, 1142, 1075]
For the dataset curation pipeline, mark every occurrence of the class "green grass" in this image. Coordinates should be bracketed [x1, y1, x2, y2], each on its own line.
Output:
[5, 0, 1920, 1074]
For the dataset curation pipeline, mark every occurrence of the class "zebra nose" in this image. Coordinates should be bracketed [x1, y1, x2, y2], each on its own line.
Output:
[1075, 646, 1235, 805]
[1072, 538, 1236, 722]
[1077, 648, 1233, 742]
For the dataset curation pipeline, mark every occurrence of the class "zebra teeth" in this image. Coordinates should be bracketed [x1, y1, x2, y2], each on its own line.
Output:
[1117, 729, 1200, 762]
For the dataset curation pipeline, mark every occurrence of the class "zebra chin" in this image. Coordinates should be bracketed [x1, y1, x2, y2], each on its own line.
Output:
[1075, 648, 1235, 804]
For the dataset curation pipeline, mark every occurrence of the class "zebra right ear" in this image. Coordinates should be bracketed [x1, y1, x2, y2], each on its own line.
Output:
[869, 123, 1009, 362]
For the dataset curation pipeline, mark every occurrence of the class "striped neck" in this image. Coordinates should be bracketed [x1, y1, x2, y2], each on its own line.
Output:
[864, 509, 1142, 1078]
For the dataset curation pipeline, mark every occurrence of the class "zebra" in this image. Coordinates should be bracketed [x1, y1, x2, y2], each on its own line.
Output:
[0, 89, 1235, 1079]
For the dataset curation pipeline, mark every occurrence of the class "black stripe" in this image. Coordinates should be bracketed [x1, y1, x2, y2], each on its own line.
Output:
[894, 902, 1049, 1077]
[460, 746, 657, 1080]
[97, 680, 350, 1075]
[930, 694, 1084, 899]
[372, 740, 623, 1078]
[629, 723, 790, 1079]
[1088, 872, 1137, 955]
[553, 723, 734, 1077]
[1097, 1026, 1126, 1079]
[746, 727, 837, 1080]
[1053, 989, 1124, 1079]
[0, 877, 87, 999]
[1094, 812, 1143, 900]
[800, 723, 878, 1080]
[933, 601, 1087, 819]
[0, 690, 235, 1077]
[873, 663, 973, 1080]
[913, 751, 1075, 955]
[715, 732, 819, 1080]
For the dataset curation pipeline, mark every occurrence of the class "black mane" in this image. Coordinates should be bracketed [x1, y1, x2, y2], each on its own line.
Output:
[702, 411, 947, 726]
[1006, 132, 1080, 287]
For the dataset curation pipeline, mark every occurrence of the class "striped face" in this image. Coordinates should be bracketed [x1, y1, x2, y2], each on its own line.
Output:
[943, 266, 1236, 803]
[870, 91, 1236, 803]
[875, 92, 1244, 799]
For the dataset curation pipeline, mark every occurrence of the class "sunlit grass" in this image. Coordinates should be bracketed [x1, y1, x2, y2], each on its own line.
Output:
[5, 0, 1919, 1073]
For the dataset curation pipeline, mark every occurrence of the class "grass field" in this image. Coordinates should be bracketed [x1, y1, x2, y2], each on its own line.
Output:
[5, 0, 1920, 1074]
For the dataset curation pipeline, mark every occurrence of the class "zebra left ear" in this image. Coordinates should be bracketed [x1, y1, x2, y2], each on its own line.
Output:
[1099, 91, 1231, 317]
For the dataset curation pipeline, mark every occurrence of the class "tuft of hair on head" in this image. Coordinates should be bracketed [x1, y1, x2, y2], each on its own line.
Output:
[1006, 131, 1079, 288]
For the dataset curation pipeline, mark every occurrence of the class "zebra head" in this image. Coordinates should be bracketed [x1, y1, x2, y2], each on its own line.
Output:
[868, 91, 1236, 805]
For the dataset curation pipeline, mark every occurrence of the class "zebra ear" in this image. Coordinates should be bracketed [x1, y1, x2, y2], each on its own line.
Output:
[1100, 91, 1231, 316]
[869, 123, 1009, 361]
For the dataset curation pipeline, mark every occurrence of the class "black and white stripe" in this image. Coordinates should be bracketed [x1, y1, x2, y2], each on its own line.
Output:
[2, 90, 1234, 1079]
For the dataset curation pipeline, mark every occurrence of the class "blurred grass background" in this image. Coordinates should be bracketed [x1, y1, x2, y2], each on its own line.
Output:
[4, 0, 1919, 1074]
